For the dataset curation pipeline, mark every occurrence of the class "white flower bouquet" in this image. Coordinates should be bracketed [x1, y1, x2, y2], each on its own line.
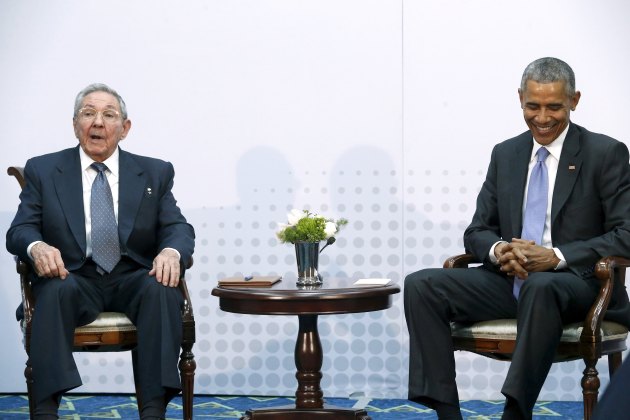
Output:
[276, 209, 348, 244]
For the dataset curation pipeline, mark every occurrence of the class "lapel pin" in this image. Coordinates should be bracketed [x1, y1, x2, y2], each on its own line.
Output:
[568, 165, 576, 170]
[146, 187, 152, 196]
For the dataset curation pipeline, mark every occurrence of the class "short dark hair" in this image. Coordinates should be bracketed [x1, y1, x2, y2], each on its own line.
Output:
[520, 57, 576, 97]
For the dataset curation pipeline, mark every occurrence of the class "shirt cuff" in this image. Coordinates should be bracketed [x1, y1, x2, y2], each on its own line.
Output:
[27, 241, 43, 260]
[162, 247, 181, 260]
[553, 247, 567, 270]
[489, 241, 507, 265]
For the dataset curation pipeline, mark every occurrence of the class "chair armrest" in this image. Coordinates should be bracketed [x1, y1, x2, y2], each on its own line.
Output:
[178, 277, 194, 320]
[443, 252, 630, 347]
[178, 257, 195, 346]
[178, 257, 194, 317]
[17, 258, 34, 325]
[581, 256, 630, 344]
[443, 254, 479, 269]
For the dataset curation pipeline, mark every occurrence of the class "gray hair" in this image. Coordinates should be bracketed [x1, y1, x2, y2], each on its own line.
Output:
[520, 57, 576, 97]
[73, 83, 128, 120]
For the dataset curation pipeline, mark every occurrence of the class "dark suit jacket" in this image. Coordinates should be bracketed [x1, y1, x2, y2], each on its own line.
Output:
[463, 123, 630, 326]
[6, 145, 195, 279]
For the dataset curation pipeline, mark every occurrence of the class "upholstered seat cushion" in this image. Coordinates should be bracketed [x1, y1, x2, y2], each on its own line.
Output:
[451, 319, 628, 343]
[21, 312, 136, 349]
[22, 311, 135, 334]
[76, 312, 136, 333]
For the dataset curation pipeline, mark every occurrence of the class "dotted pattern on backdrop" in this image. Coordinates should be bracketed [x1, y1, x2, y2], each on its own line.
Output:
[71, 162, 616, 401]
[193, 164, 407, 398]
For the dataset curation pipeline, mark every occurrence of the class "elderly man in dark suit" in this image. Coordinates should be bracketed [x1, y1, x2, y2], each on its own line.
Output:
[6, 83, 195, 419]
[404, 57, 630, 419]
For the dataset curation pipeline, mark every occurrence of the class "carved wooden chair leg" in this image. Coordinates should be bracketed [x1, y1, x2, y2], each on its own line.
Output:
[179, 342, 196, 420]
[25, 359, 35, 418]
[581, 357, 600, 420]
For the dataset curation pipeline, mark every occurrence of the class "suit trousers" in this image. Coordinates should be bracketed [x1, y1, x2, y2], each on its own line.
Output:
[404, 266, 598, 418]
[28, 257, 184, 406]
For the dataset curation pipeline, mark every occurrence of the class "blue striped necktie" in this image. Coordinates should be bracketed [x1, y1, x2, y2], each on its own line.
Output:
[90, 162, 121, 273]
[513, 147, 550, 298]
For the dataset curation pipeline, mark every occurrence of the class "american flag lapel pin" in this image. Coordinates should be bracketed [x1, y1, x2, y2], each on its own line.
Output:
[568, 165, 576, 170]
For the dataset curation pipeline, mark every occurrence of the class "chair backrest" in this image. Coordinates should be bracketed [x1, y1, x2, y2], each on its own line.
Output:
[7, 167, 34, 332]
[7, 166, 25, 189]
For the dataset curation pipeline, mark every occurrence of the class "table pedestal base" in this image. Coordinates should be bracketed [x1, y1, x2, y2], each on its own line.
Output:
[212, 282, 399, 420]
[241, 404, 370, 420]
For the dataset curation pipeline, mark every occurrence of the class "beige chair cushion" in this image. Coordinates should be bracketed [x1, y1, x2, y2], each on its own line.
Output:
[21, 312, 135, 349]
[451, 319, 628, 343]
[75, 312, 136, 334]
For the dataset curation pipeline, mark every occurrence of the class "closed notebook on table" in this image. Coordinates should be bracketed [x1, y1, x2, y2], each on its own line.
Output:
[218, 275, 282, 287]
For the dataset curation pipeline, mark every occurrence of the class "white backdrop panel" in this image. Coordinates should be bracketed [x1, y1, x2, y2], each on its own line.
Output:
[1, 0, 629, 403]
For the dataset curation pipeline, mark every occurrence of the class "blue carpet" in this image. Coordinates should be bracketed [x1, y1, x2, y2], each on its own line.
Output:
[0, 394, 584, 419]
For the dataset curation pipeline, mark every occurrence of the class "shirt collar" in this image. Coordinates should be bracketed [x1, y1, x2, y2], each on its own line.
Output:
[530, 123, 569, 162]
[80, 147, 120, 177]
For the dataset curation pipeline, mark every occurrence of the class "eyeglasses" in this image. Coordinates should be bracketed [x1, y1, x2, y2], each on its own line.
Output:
[77, 107, 122, 123]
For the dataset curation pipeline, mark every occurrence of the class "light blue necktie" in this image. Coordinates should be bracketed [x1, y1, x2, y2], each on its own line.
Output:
[513, 147, 550, 298]
[91, 162, 121, 273]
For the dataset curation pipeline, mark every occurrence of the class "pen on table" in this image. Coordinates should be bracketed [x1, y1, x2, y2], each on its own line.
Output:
[244, 275, 253, 281]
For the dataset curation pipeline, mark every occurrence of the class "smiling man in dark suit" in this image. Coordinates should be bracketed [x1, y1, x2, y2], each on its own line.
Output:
[6, 83, 195, 419]
[404, 57, 630, 419]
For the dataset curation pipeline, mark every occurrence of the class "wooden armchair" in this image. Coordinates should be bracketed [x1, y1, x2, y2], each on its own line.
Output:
[445, 253, 629, 420]
[8, 166, 196, 420]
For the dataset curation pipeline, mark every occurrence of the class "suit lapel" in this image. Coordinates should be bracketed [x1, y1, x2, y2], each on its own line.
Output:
[551, 124, 582, 226]
[508, 135, 533, 237]
[54, 147, 87, 253]
[118, 150, 145, 247]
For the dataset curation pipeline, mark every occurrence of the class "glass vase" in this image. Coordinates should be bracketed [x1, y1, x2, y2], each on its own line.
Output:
[294, 241, 322, 286]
